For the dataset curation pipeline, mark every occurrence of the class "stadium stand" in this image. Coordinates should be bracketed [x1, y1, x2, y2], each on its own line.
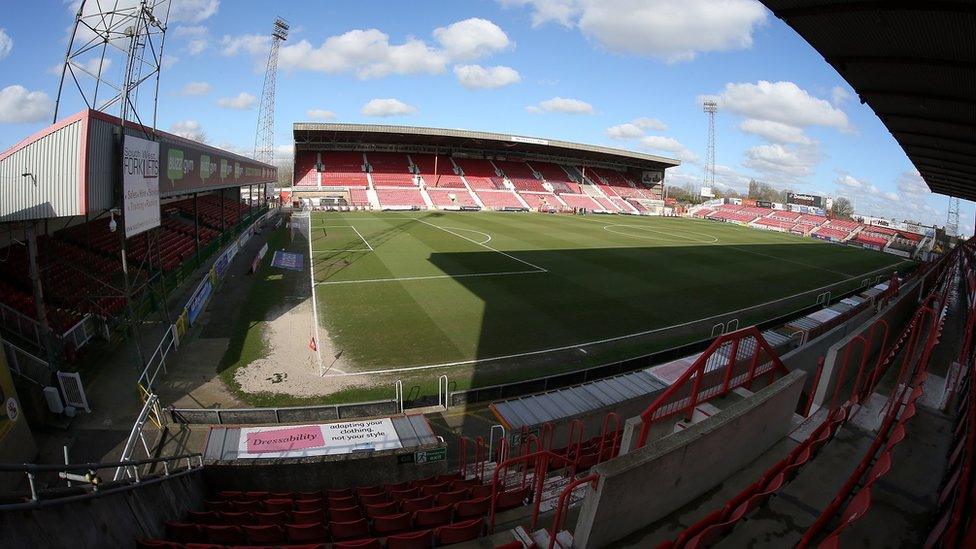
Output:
[591, 168, 646, 199]
[376, 188, 425, 208]
[559, 193, 602, 211]
[410, 154, 467, 189]
[529, 162, 581, 194]
[365, 153, 416, 187]
[493, 160, 542, 192]
[477, 190, 526, 210]
[519, 192, 561, 212]
[295, 152, 318, 186]
[453, 158, 505, 190]
[348, 188, 371, 208]
[321, 152, 369, 187]
[426, 188, 478, 209]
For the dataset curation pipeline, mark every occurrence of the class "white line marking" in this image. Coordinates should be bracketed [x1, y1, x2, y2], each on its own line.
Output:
[316, 269, 545, 286]
[350, 225, 374, 251]
[312, 249, 372, 253]
[323, 259, 911, 377]
[440, 226, 492, 245]
[416, 218, 548, 273]
[298, 214, 324, 375]
[603, 224, 720, 244]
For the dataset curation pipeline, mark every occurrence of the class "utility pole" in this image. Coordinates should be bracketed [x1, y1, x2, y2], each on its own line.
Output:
[254, 18, 289, 164]
[702, 100, 718, 194]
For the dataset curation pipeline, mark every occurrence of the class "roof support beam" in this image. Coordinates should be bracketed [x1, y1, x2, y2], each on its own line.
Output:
[880, 113, 976, 130]
[917, 164, 974, 181]
[827, 55, 976, 71]
[891, 130, 976, 150]
[774, 2, 976, 19]
[902, 148, 976, 170]
[859, 89, 976, 105]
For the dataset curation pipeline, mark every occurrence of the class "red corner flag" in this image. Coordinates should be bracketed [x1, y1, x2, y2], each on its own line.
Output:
[308, 338, 317, 352]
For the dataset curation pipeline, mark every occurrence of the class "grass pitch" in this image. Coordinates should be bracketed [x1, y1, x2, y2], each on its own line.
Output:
[221, 211, 909, 405]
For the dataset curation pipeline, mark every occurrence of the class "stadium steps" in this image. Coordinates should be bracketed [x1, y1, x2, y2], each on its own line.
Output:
[452, 161, 487, 209]
[418, 186, 435, 209]
[366, 188, 381, 209]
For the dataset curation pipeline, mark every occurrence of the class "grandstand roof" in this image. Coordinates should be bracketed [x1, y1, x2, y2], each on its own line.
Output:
[761, 1, 976, 200]
[293, 123, 680, 171]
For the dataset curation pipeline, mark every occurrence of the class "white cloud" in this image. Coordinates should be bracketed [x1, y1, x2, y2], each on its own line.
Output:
[743, 143, 817, 179]
[170, 119, 205, 142]
[279, 29, 448, 79]
[306, 109, 337, 120]
[897, 170, 930, 196]
[187, 38, 208, 55]
[217, 92, 256, 110]
[605, 117, 668, 139]
[639, 135, 697, 163]
[605, 123, 644, 140]
[433, 18, 511, 61]
[0, 85, 53, 123]
[831, 85, 852, 106]
[169, 0, 220, 24]
[173, 25, 208, 38]
[454, 64, 521, 89]
[711, 80, 851, 130]
[220, 34, 269, 57]
[526, 96, 594, 114]
[180, 81, 211, 96]
[0, 29, 12, 62]
[361, 98, 418, 117]
[739, 119, 813, 145]
[502, 0, 767, 63]
[836, 173, 865, 189]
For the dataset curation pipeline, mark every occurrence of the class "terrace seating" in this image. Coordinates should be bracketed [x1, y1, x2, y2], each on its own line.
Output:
[348, 188, 371, 207]
[559, 193, 602, 211]
[366, 153, 416, 187]
[796, 213, 827, 227]
[753, 217, 796, 231]
[375, 188, 425, 208]
[610, 197, 635, 213]
[295, 152, 318, 186]
[493, 160, 542, 192]
[592, 196, 618, 212]
[426, 188, 478, 209]
[854, 233, 889, 248]
[529, 161, 581, 194]
[592, 168, 646, 199]
[518, 192, 561, 212]
[814, 227, 852, 241]
[454, 158, 506, 190]
[475, 190, 525, 210]
[321, 152, 368, 188]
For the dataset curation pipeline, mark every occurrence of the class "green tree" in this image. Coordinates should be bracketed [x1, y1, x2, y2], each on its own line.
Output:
[830, 197, 854, 219]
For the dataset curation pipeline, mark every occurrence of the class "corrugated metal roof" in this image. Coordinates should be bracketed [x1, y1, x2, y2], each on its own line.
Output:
[761, 2, 976, 200]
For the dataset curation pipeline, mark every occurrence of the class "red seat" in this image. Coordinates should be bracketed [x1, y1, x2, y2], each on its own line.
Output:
[387, 528, 434, 549]
[385, 481, 411, 493]
[297, 490, 323, 500]
[243, 524, 286, 544]
[357, 485, 386, 496]
[866, 451, 892, 484]
[202, 524, 246, 544]
[330, 505, 363, 522]
[334, 539, 383, 549]
[373, 511, 413, 536]
[436, 517, 484, 545]
[469, 485, 493, 499]
[494, 487, 528, 512]
[163, 522, 203, 544]
[217, 490, 244, 500]
[364, 500, 400, 519]
[328, 488, 355, 498]
[330, 518, 370, 541]
[232, 500, 263, 513]
[296, 498, 325, 511]
[187, 511, 221, 525]
[838, 487, 872, 527]
[413, 503, 453, 529]
[268, 491, 293, 499]
[203, 500, 232, 513]
[286, 521, 329, 543]
[135, 541, 181, 549]
[421, 481, 452, 497]
[330, 495, 358, 508]
[254, 511, 289, 525]
[359, 491, 390, 506]
[292, 509, 327, 524]
[401, 495, 435, 513]
[264, 498, 294, 513]
[493, 541, 524, 549]
[246, 491, 270, 499]
[219, 511, 253, 525]
[390, 487, 421, 501]
[436, 489, 469, 506]
[454, 496, 491, 519]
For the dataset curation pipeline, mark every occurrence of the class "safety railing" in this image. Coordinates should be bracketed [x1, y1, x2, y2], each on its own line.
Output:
[635, 326, 791, 448]
[136, 324, 178, 396]
[2, 336, 53, 384]
[0, 452, 203, 510]
[114, 392, 164, 481]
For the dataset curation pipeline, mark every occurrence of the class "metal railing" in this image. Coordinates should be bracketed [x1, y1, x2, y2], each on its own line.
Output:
[136, 324, 178, 395]
[168, 397, 400, 425]
[114, 393, 164, 481]
[0, 452, 203, 510]
[2, 337, 53, 384]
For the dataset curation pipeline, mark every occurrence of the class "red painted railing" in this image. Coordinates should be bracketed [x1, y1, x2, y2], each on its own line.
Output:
[635, 326, 791, 448]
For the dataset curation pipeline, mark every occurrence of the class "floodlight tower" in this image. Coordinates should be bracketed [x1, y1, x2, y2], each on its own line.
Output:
[254, 18, 289, 164]
[54, 0, 171, 130]
[702, 99, 718, 191]
[947, 196, 960, 237]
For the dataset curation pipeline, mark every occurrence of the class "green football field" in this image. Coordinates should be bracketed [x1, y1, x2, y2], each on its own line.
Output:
[293, 210, 909, 400]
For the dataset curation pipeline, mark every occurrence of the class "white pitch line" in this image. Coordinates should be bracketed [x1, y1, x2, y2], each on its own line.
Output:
[350, 225, 374, 252]
[441, 226, 492, 245]
[316, 269, 544, 286]
[322, 259, 912, 377]
[311, 249, 372, 253]
[416, 218, 548, 273]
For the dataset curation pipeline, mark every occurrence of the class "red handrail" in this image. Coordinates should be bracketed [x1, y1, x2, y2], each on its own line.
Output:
[488, 449, 576, 533]
[548, 473, 600, 549]
[636, 326, 790, 448]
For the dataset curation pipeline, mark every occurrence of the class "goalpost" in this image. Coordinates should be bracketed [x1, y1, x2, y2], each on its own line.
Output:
[291, 208, 324, 375]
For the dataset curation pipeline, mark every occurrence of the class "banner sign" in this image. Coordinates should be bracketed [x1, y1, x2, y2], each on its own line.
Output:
[187, 278, 212, 325]
[251, 243, 268, 273]
[271, 251, 304, 271]
[161, 140, 276, 194]
[641, 170, 663, 185]
[214, 243, 239, 279]
[122, 135, 161, 238]
[236, 419, 403, 459]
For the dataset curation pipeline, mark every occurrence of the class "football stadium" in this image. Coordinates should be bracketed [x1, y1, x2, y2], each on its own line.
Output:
[0, 2, 974, 548]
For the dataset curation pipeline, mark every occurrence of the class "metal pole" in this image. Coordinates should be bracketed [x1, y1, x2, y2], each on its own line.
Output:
[26, 224, 58, 366]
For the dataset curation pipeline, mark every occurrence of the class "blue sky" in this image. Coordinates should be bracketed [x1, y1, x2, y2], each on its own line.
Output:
[0, 0, 970, 234]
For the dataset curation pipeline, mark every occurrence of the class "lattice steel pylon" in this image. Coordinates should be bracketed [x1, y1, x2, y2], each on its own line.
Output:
[254, 18, 289, 164]
[947, 196, 960, 237]
[702, 99, 718, 191]
[54, 0, 171, 130]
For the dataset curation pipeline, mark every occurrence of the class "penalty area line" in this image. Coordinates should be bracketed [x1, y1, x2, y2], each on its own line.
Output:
[416, 218, 548, 273]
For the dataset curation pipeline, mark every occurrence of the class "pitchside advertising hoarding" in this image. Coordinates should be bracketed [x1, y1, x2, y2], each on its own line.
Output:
[163, 140, 276, 194]
[787, 192, 826, 209]
[122, 135, 161, 237]
[235, 419, 403, 459]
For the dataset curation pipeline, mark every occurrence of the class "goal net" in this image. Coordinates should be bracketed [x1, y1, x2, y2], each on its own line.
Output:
[291, 209, 311, 243]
